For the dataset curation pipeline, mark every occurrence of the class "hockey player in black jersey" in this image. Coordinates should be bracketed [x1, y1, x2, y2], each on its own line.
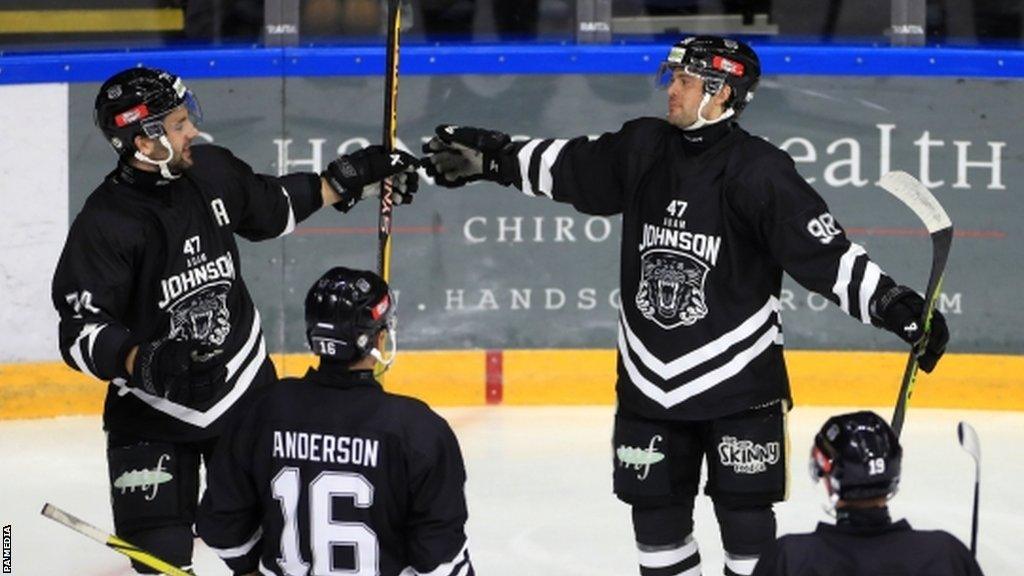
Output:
[422, 36, 950, 576]
[752, 411, 983, 576]
[196, 267, 474, 576]
[51, 67, 419, 573]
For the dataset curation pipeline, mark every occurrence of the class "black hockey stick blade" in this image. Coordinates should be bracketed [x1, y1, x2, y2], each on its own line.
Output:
[957, 421, 981, 557]
[878, 171, 953, 437]
[377, 0, 402, 283]
[41, 503, 195, 575]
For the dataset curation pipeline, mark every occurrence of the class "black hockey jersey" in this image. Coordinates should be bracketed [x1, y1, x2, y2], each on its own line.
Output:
[513, 118, 896, 420]
[752, 512, 984, 576]
[51, 145, 323, 441]
[196, 367, 474, 576]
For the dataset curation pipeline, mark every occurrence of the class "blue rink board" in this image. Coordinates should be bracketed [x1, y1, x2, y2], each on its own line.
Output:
[1, 43, 1023, 84]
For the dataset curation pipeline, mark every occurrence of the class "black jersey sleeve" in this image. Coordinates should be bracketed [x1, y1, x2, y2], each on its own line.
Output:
[51, 210, 137, 381]
[403, 410, 474, 576]
[200, 146, 324, 242]
[511, 118, 664, 216]
[196, 408, 263, 574]
[728, 146, 895, 325]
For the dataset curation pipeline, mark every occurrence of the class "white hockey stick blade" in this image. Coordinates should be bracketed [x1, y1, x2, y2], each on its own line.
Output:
[958, 421, 981, 465]
[878, 171, 952, 234]
[41, 503, 109, 544]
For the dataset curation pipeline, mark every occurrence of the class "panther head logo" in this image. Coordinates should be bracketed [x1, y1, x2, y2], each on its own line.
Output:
[636, 250, 709, 329]
[167, 283, 231, 348]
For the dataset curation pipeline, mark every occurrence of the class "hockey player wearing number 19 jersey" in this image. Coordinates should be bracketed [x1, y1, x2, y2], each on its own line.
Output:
[51, 67, 419, 574]
[423, 36, 950, 576]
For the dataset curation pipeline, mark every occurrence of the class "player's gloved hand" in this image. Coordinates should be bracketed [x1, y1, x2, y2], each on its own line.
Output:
[323, 145, 419, 213]
[421, 125, 520, 187]
[130, 338, 224, 405]
[870, 284, 949, 372]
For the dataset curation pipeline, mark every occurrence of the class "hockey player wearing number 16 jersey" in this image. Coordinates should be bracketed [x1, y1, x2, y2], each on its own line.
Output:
[423, 36, 950, 576]
[51, 67, 419, 574]
[196, 267, 474, 576]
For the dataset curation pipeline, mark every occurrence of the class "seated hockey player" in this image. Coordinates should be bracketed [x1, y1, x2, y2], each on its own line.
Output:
[752, 410, 983, 576]
[196, 267, 474, 576]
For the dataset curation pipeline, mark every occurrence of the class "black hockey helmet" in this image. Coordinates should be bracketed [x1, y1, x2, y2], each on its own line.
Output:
[94, 67, 201, 156]
[657, 35, 761, 116]
[810, 411, 902, 501]
[305, 267, 395, 363]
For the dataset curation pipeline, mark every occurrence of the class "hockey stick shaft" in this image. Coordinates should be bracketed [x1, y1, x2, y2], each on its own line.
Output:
[970, 476, 979, 555]
[878, 171, 953, 438]
[377, 0, 401, 282]
[41, 503, 193, 575]
[957, 421, 981, 557]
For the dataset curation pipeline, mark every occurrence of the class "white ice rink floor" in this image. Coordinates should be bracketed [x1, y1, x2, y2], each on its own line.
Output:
[1, 406, 1021, 575]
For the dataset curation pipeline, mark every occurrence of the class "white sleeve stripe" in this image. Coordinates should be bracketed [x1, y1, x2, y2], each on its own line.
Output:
[209, 527, 263, 559]
[278, 186, 296, 237]
[517, 140, 543, 197]
[537, 138, 568, 198]
[69, 323, 106, 378]
[858, 261, 883, 324]
[409, 542, 470, 576]
[259, 561, 275, 576]
[832, 243, 867, 314]
[638, 536, 698, 568]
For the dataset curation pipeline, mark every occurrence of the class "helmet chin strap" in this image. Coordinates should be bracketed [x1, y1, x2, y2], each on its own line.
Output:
[369, 326, 398, 375]
[133, 135, 181, 180]
[683, 92, 736, 131]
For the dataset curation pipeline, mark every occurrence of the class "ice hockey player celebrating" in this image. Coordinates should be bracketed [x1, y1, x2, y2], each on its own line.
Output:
[51, 67, 418, 573]
[422, 36, 949, 576]
[197, 267, 474, 576]
[753, 411, 983, 575]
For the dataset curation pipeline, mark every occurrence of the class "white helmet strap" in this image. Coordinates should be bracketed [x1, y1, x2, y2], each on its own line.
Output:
[133, 135, 181, 180]
[684, 91, 736, 131]
[370, 325, 398, 375]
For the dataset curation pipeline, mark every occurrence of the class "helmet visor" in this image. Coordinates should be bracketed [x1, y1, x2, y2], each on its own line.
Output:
[655, 62, 727, 94]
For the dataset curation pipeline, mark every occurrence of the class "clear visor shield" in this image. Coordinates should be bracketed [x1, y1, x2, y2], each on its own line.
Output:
[655, 63, 727, 96]
[139, 90, 202, 139]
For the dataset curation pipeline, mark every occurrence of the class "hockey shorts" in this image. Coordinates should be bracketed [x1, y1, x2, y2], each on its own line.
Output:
[613, 402, 788, 507]
[107, 432, 218, 569]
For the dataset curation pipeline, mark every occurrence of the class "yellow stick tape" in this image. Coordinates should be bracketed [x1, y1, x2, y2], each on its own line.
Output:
[2, 351, 1022, 419]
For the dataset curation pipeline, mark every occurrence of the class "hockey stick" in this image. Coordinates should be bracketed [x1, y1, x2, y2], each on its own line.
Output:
[957, 421, 981, 557]
[878, 171, 953, 438]
[41, 503, 194, 575]
[377, 0, 402, 282]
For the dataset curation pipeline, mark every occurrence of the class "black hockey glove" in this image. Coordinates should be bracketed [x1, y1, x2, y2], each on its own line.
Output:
[421, 124, 520, 188]
[870, 284, 949, 373]
[130, 338, 223, 405]
[323, 145, 419, 213]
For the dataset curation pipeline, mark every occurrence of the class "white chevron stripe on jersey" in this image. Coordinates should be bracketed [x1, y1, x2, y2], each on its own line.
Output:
[117, 308, 267, 428]
[620, 296, 780, 381]
[209, 527, 263, 559]
[517, 139, 543, 197]
[620, 323, 780, 408]
[638, 537, 699, 568]
[858, 260, 883, 324]
[69, 322, 107, 379]
[536, 138, 568, 198]
[226, 307, 263, 381]
[832, 243, 867, 314]
[277, 186, 296, 237]
[259, 562, 275, 576]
